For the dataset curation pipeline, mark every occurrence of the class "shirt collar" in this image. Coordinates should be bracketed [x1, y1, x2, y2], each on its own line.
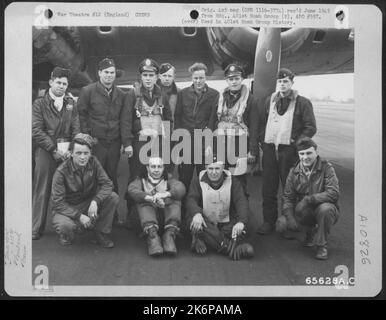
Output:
[48, 89, 65, 104]
[69, 157, 92, 173]
[297, 156, 321, 175]
[200, 171, 228, 186]
[224, 87, 241, 99]
[189, 83, 208, 94]
[273, 89, 297, 103]
[300, 162, 312, 176]
[140, 83, 162, 98]
[156, 79, 178, 95]
[48, 89, 65, 111]
[146, 174, 165, 185]
[48, 89, 64, 100]
[97, 81, 114, 95]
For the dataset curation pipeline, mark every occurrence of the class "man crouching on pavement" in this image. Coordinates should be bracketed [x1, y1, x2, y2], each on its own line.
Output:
[186, 156, 254, 260]
[128, 157, 186, 257]
[278, 137, 339, 260]
[51, 133, 119, 248]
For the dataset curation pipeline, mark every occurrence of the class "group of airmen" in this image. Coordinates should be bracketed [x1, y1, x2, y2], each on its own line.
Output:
[32, 57, 340, 261]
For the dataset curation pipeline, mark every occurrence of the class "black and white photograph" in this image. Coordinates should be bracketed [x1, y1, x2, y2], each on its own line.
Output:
[4, 3, 382, 298]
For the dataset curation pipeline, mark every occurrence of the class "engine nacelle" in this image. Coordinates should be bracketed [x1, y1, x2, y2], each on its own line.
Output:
[206, 27, 311, 75]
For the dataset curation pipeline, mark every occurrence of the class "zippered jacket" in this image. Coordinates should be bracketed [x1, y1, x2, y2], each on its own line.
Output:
[186, 170, 249, 225]
[77, 82, 133, 147]
[174, 84, 219, 133]
[256, 91, 317, 144]
[32, 92, 80, 153]
[282, 156, 340, 218]
[51, 156, 113, 219]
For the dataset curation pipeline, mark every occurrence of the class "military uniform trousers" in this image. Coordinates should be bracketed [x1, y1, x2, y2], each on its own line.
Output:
[32, 148, 58, 236]
[93, 138, 121, 193]
[186, 215, 246, 251]
[178, 136, 207, 192]
[262, 142, 298, 225]
[52, 192, 119, 237]
[294, 202, 339, 247]
[136, 199, 181, 230]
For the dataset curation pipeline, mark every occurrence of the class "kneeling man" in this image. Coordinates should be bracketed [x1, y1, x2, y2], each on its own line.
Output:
[51, 133, 119, 248]
[128, 157, 186, 256]
[186, 157, 254, 260]
[280, 137, 339, 260]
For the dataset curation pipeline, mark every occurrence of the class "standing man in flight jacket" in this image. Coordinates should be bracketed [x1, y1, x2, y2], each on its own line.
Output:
[174, 62, 219, 193]
[32, 67, 80, 240]
[256, 68, 317, 235]
[77, 58, 133, 193]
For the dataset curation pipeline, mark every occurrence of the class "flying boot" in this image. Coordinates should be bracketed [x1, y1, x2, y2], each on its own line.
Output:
[145, 225, 163, 256]
[162, 225, 179, 256]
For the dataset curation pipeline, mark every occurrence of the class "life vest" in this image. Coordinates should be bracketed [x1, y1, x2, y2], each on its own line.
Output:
[217, 84, 249, 136]
[134, 83, 165, 136]
[264, 90, 297, 149]
[199, 170, 232, 224]
[142, 178, 168, 195]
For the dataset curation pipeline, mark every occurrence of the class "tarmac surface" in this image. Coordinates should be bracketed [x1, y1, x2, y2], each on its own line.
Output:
[32, 101, 354, 287]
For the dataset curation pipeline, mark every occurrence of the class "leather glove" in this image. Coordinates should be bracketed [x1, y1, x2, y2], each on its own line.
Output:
[230, 243, 254, 260]
[191, 233, 207, 255]
[227, 238, 238, 260]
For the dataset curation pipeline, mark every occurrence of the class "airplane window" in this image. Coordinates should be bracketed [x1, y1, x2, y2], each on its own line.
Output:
[182, 27, 197, 37]
[99, 26, 112, 33]
[313, 30, 326, 43]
